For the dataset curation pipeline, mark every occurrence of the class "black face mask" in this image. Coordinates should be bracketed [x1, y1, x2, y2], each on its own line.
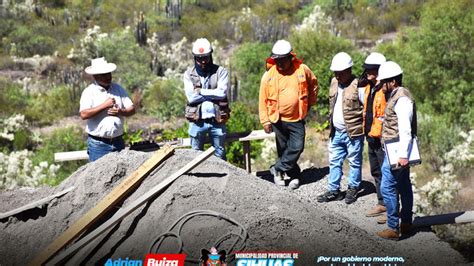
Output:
[358, 69, 369, 87]
[194, 54, 214, 76]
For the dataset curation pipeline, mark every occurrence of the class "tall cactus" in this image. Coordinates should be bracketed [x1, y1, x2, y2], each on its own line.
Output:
[165, 0, 182, 28]
[135, 11, 148, 46]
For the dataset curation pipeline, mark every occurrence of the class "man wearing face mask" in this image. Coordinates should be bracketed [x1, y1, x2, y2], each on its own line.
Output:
[376, 61, 417, 240]
[259, 40, 319, 189]
[184, 38, 230, 160]
[80, 57, 136, 161]
[359, 52, 388, 222]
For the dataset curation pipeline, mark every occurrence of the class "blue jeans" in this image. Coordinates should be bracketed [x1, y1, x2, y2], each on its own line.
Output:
[328, 130, 363, 191]
[87, 136, 125, 162]
[381, 156, 413, 231]
[189, 120, 226, 160]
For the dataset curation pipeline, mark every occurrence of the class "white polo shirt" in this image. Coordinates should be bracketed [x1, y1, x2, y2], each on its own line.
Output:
[79, 82, 133, 138]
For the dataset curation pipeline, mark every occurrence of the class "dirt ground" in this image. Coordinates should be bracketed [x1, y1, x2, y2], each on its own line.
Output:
[0, 149, 469, 265]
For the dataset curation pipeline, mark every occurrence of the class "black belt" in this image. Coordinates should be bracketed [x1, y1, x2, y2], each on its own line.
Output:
[201, 118, 216, 123]
[88, 134, 123, 144]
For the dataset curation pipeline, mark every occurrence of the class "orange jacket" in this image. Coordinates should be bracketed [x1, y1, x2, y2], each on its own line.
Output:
[363, 84, 387, 138]
[259, 62, 318, 125]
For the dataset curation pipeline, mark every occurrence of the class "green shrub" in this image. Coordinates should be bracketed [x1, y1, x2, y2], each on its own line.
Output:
[160, 124, 188, 142]
[142, 78, 186, 122]
[123, 124, 144, 145]
[378, 0, 474, 128]
[32, 126, 87, 186]
[417, 106, 464, 171]
[231, 42, 272, 111]
[317, 0, 424, 38]
[67, 26, 154, 92]
[295, 1, 318, 22]
[4, 20, 58, 57]
[225, 102, 261, 166]
[94, 28, 154, 91]
[25, 85, 79, 126]
[12, 129, 33, 151]
[180, 6, 239, 43]
[0, 78, 29, 117]
[0, 114, 33, 153]
[0, 55, 16, 70]
[376, 0, 474, 173]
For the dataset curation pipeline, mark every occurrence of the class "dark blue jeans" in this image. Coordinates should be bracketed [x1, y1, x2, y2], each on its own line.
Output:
[367, 137, 385, 205]
[272, 120, 305, 178]
[87, 136, 125, 162]
[188, 119, 227, 160]
[328, 130, 364, 191]
[381, 156, 413, 230]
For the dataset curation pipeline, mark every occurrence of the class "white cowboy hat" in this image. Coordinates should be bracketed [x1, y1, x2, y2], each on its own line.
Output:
[84, 57, 117, 75]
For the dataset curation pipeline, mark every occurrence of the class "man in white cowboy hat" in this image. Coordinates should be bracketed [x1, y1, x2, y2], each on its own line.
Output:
[183, 38, 230, 160]
[79, 57, 135, 161]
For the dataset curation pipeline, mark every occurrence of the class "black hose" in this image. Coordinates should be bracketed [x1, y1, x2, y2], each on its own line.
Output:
[148, 210, 248, 263]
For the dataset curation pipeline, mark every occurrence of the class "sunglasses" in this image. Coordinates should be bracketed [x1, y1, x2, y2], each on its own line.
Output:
[195, 55, 211, 62]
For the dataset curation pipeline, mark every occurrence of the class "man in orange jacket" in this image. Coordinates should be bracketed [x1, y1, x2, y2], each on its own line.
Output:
[259, 40, 318, 189]
[360, 52, 388, 221]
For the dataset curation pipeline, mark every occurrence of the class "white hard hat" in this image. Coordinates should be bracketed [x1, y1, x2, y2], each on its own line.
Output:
[192, 38, 213, 56]
[377, 61, 403, 80]
[330, 52, 353, 71]
[363, 52, 386, 69]
[271, 40, 292, 58]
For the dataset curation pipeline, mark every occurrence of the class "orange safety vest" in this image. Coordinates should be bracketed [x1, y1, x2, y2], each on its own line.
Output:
[363, 83, 387, 138]
[259, 62, 318, 125]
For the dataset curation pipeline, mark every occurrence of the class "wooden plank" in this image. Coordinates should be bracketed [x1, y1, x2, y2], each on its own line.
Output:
[45, 147, 215, 266]
[413, 210, 474, 227]
[53, 132, 253, 162]
[239, 130, 275, 142]
[30, 145, 175, 266]
[0, 186, 75, 220]
[54, 150, 88, 162]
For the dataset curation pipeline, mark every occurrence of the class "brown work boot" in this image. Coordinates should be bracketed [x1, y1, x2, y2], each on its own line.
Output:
[366, 204, 387, 217]
[377, 213, 387, 224]
[400, 223, 413, 235]
[377, 229, 399, 240]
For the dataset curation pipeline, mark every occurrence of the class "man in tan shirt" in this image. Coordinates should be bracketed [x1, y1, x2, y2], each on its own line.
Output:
[317, 52, 364, 204]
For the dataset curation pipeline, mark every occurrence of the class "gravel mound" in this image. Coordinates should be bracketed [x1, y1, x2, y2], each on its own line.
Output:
[0, 149, 468, 265]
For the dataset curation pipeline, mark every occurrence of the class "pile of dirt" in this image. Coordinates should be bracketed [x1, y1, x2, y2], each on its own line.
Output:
[0, 149, 468, 265]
